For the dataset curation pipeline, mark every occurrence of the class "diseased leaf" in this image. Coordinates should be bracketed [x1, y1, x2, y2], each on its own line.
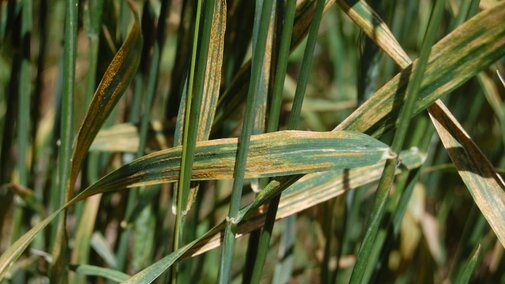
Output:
[336, 0, 411, 68]
[68, 2, 142, 196]
[81, 130, 394, 199]
[335, 2, 505, 136]
[185, 148, 426, 257]
[124, 148, 425, 283]
[172, 0, 227, 218]
[0, 130, 391, 280]
[429, 101, 505, 248]
[174, 0, 226, 143]
[198, 0, 226, 140]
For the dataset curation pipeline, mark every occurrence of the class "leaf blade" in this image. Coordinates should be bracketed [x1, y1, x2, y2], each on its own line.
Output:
[82, 130, 394, 199]
[68, 2, 142, 195]
[123, 148, 425, 283]
[428, 101, 505, 247]
[335, 2, 505, 136]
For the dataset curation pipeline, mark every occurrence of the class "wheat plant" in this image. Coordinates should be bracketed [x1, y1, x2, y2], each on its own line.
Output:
[0, 0, 504, 283]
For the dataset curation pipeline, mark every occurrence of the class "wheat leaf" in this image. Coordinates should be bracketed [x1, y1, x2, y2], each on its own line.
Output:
[68, 1, 142, 195]
[429, 101, 505, 248]
[335, 2, 505, 136]
[80, 130, 393, 199]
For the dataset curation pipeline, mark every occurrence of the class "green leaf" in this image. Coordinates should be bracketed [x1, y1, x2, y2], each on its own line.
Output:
[454, 244, 481, 284]
[0, 210, 62, 280]
[70, 264, 130, 282]
[429, 101, 505, 248]
[0, 4, 142, 279]
[215, 0, 337, 124]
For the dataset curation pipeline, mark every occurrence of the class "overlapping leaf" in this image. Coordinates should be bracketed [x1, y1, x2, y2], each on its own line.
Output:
[0, 130, 391, 280]
[335, 1, 505, 136]
[429, 101, 505, 247]
[343, 0, 505, 249]
[125, 3, 505, 282]
[124, 148, 424, 283]
[185, 148, 425, 258]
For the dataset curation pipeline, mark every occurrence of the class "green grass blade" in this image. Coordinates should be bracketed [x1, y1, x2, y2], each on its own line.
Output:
[242, 0, 275, 278]
[429, 101, 505, 247]
[454, 244, 481, 284]
[123, 148, 423, 283]
[218, 0, 274, 282]
[170, 4, 227, 243]
[349, 1, 445, 281]
[50, 0, 79, 280]
[12, 4, 32, 281]
[172, 1, 218, 280]
[266, 0, 296, 132]
[70, 264, 130, 282]
[215, 0, 337, 124]
[286, 0, 325, 130]
[17, 0, 31, 188]
[57, 0, 77, 202]
[250, 0, 275, 136]
[251, 0, 326, 281]
[173, 0, 225, 237]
